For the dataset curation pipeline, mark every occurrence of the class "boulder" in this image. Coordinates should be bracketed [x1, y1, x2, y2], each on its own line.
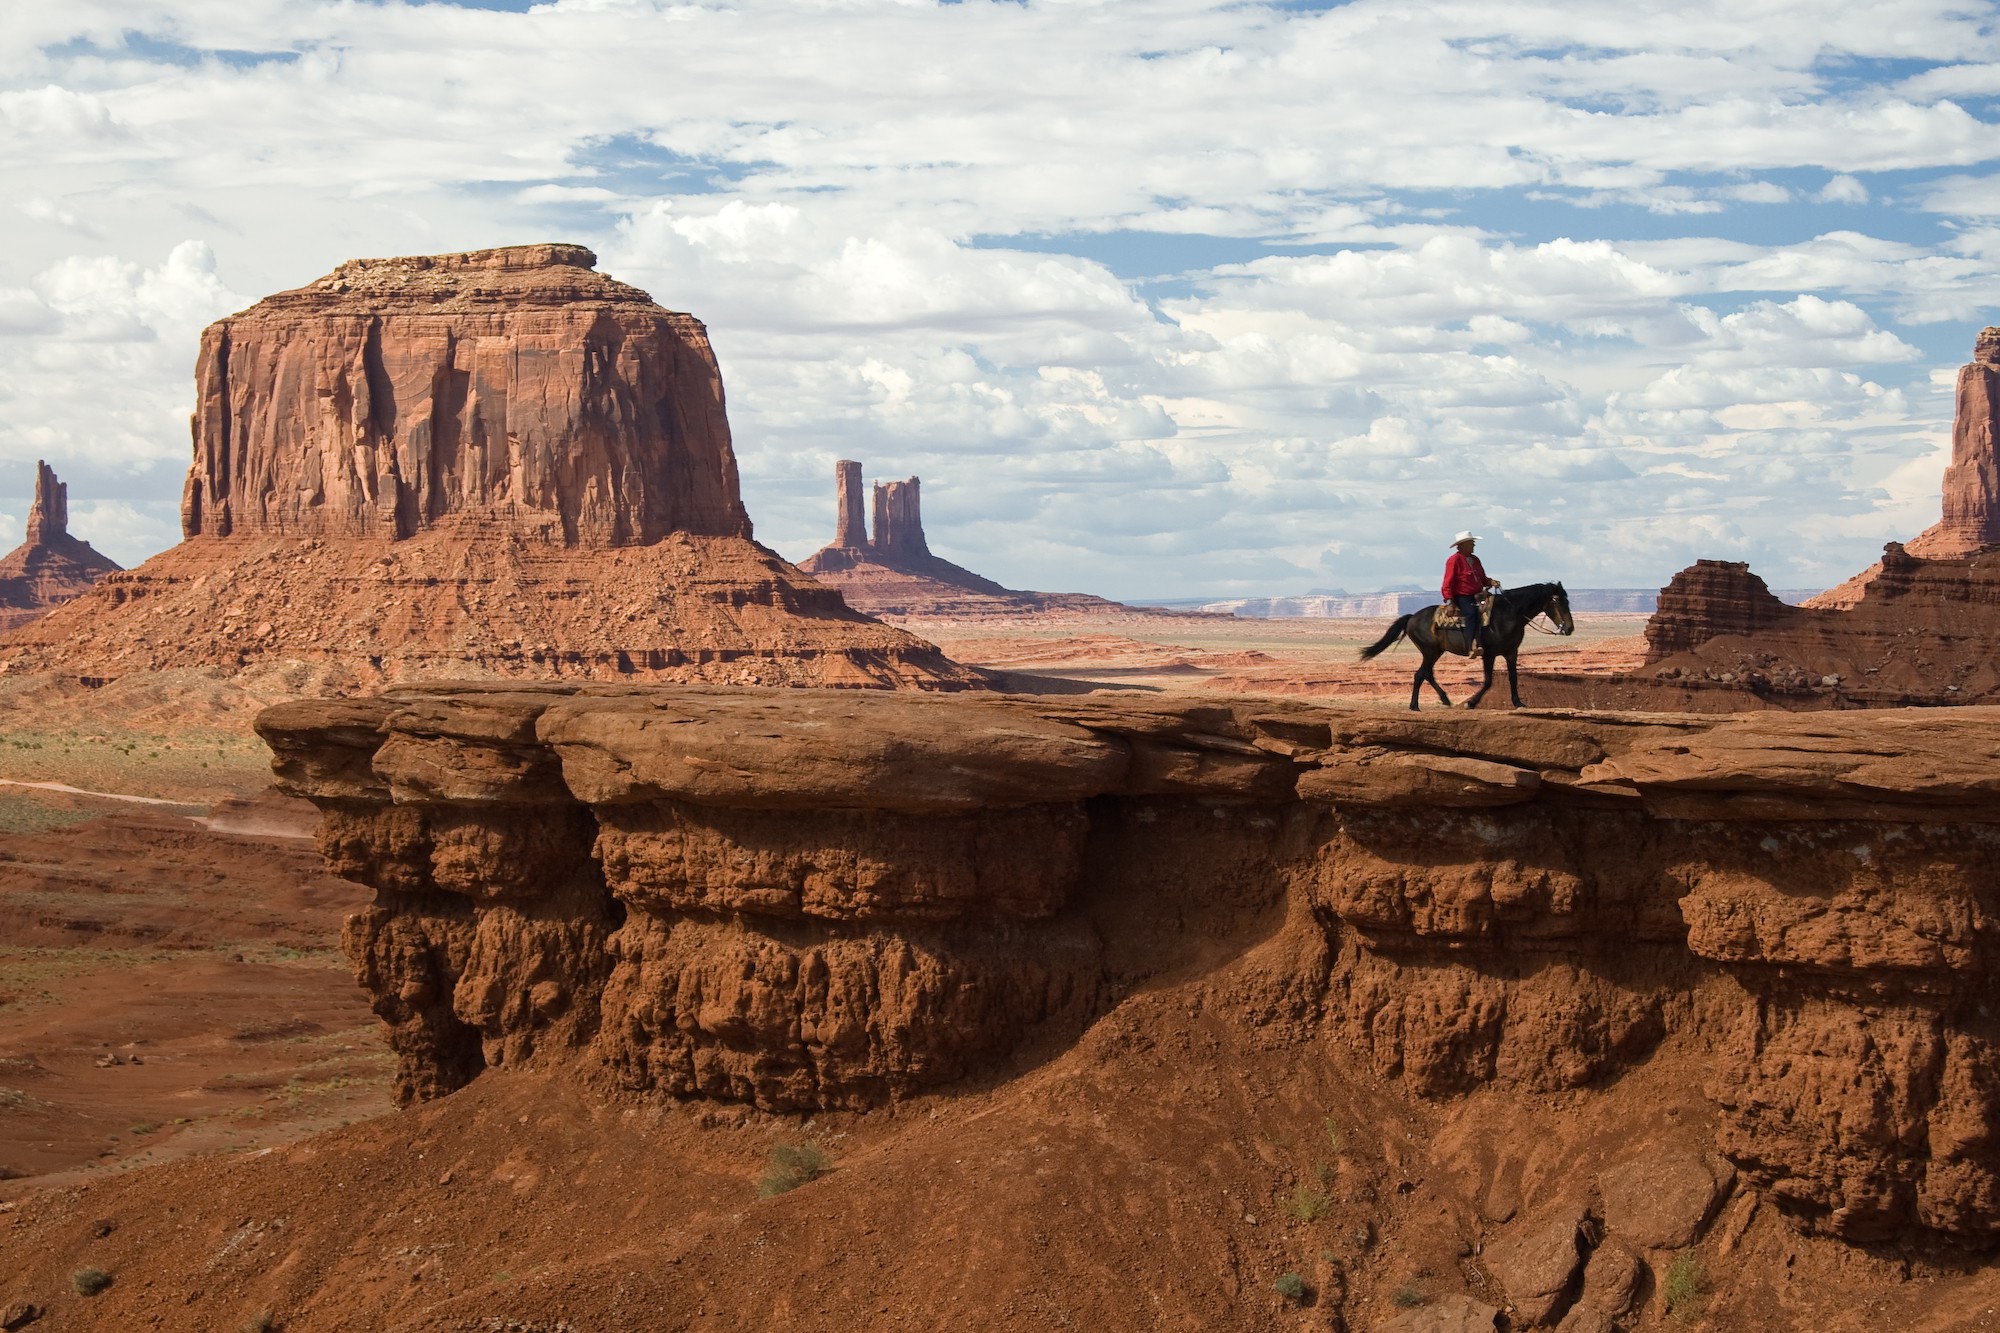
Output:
[1599, 1152, 1733, 1249]
[1482, 1200, 1588, 1325]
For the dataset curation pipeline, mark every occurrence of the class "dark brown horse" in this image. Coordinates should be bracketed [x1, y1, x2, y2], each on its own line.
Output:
[1357, 582, 1575, 710]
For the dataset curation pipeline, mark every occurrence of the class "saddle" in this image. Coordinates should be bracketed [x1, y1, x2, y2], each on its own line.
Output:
[1435, 592, 1497, 657]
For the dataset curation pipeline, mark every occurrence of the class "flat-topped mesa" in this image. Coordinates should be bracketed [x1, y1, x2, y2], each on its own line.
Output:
[1643, 559, 1798, 661]
[1909, 326, 2000, 559]
[0, 255, 977, 689]
[0, 461, 120, 634]
[181, 242, 751, 547]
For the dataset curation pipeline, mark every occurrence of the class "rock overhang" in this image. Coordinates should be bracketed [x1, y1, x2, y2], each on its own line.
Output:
[262, 686, 2000, 1242]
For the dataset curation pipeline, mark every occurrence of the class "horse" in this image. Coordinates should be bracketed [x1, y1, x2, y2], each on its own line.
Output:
[1357, 582, 1575, 711]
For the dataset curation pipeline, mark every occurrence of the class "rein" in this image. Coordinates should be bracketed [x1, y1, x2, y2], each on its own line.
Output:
[1496, 585, 1569, 635]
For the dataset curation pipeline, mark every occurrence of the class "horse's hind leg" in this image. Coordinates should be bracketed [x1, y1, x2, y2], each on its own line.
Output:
[1421, 650, 1452, 708]
[1464, 649, 1495, 709]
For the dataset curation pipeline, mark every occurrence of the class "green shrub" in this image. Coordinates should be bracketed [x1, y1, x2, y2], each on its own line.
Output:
[1663, 1252, 1706, 1318]
[1274, 1272, 1309, 1306]
[756, 1142, 831, 1198]
[242, 1313, 278, 1333]
[72, 1268, 112, 1296]
[1286, 1178, 1333, 1222]
[1392, 1281, 1425, 1309]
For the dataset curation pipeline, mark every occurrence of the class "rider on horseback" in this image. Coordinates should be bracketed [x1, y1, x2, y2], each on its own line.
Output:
[1442, 531, 1501, 645]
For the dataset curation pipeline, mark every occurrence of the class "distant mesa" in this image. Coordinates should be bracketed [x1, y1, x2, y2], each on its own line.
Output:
[0, 244, 976, 690]
[798, 460, 1160, 619]
[0, 461, 121, 634]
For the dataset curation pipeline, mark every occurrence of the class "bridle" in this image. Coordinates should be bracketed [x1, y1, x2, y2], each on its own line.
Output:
[1512, 585, 1574, 636]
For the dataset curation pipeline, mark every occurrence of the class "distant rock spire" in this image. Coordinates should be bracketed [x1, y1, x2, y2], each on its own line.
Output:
[24, 460, 65, 546]
[1909, 326, 2000, 558]
[833, 459, 867, 549]
[871, 477, 927, 556]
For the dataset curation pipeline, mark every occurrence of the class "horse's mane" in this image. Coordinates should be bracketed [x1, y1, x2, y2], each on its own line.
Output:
[1498, 581, 1564, 607]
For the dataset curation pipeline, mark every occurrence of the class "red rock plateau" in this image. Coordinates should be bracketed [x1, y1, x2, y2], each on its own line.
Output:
[0, 462, 120, 634]
[0, 246, 973, 691]
[799, 459, 1157, 618]
[8, 686, 2000, 1329]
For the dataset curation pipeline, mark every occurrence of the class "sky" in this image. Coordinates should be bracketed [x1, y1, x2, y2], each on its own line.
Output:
[5, 0, 2000, 599]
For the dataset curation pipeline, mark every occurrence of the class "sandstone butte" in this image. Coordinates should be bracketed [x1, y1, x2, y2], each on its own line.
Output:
[0, 244, 975, 690]
[0, 461, 120, 634]
[798, 458, 1151, 618]
[3, 683, 1965, 1330]
[1519, 326, 2000, 713]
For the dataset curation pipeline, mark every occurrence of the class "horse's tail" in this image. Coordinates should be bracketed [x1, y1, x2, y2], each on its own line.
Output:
[1358, 614, 1415, 661]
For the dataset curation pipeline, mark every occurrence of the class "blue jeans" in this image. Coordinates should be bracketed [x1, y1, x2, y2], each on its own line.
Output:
[1452, 594, 1482, 641]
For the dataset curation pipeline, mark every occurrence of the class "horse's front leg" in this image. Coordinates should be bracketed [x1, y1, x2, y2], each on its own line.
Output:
[1505, 650, 1523, 707]
[1464, 648, 1495, 708]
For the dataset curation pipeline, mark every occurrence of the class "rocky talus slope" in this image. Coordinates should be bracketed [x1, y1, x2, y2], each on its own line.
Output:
[0, 461, 119, 633]
[0, 246, 972, 689]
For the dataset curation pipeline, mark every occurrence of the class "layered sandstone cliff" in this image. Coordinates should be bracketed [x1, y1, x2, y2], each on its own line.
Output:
[799, 460, 1146, 619]
[1642, 560, 1798, 659]
[179, 242, 748, 546]
[0, 248, 974, 689]
[266, 686, 2000, 1246]
[0, 461, 120, 633]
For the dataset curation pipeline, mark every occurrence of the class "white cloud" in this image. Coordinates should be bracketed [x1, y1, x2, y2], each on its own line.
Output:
[2, 0, 1999, 593]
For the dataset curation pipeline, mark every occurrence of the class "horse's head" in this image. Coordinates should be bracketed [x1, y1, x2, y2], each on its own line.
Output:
[1548, 581, 1575, 635]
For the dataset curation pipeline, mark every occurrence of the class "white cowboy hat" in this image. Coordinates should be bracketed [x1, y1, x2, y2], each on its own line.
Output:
[1450, 530, 1480, 546]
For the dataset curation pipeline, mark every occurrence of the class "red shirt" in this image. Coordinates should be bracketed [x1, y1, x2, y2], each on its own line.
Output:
[1442, 551, 1487, 601]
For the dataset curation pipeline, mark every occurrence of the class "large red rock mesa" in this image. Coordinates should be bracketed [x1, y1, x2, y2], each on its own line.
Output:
[0, 245, 973, 688]
[0, 460, 120, 634]
[264, 685, 2000, 1251]
[799, 459, 1140, 618]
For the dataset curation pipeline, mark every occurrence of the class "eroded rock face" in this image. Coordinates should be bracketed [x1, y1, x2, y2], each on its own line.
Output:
[0, 461, 120, 634]
[182, 243, 748, 546]
[0, 249, 977, 689]
[1643, 560, 1798, 661]
[261, 689, 2000, 1244]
